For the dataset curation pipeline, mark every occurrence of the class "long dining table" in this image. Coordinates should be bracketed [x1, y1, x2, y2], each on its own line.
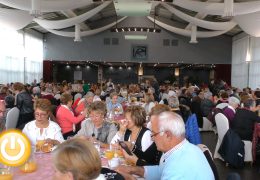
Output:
[13, 152, 110, 180]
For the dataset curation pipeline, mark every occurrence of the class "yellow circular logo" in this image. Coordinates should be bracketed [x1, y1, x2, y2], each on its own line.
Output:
[0, 129, 31, 166]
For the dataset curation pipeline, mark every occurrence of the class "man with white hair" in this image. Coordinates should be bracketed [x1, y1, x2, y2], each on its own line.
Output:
[116, 111, 214, 180]
[223, 96, 240, 124]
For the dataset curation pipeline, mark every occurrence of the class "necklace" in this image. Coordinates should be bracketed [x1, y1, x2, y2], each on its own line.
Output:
[130, 127, 142, 145]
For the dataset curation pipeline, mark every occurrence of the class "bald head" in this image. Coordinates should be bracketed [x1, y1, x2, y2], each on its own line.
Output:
[0, 100, 6, 118]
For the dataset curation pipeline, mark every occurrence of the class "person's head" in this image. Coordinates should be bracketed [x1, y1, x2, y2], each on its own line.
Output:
[254, 91, 260, 99]
[0, 86, 8, 94]
[32, 86, 41, 95]
[13, 82, 25, 93]
[60, 93, 73, 107]
[220, 91, 229, 100]
[85, 92, 94, 104]
[124, 106, 146, 130]
[228, 96, 240, 109]
[204, 91, 213, 100]
[53, 138, 101, 180]
[34, 99, 52, 123]
[4, 95, 15, 109]
[151, 111, 185, 152]
[0, 100, 6, 118]
[243, 98, 256, 111]
[168, 96, 179, 108]
[89, 101, 106, 126]
[144, 93, 154, 103]
[94, 89, 101, 96]
[110, 92, 118, 104]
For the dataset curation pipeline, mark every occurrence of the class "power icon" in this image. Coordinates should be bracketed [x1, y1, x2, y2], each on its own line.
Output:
[0, 129, 31, 166]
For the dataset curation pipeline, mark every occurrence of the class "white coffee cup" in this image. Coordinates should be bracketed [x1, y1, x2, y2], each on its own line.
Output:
[108, 158, 120, 169]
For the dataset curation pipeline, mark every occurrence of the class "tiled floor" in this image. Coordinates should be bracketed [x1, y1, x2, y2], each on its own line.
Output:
[201, 132, 260, 180]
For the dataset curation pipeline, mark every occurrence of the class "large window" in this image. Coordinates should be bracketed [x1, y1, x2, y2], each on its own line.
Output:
[232, 35, 260, 89]
[0, 26, 43, 84]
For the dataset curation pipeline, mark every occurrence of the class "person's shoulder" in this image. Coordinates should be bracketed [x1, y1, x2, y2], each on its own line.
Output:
[25, 120, 36, 127]
[81, 118, 91, 126]
[23, 120, 36, 131]
[49, 120, 61, 128]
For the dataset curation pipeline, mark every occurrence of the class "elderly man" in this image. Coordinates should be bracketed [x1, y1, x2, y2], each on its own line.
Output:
[117, 111, 214, 180]
[0, 100, 6, 131]
[223, 96, 240, 124]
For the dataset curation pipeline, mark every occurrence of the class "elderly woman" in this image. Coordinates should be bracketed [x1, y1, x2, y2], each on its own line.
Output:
[74, 91, 94, 116]
[52, 138, 105, 180]
[22, 99, 64, 146]
[106, 92, 123, 114]
[76, 101, 117, 148]
[111, 106, 161, 166]
[56, 93, 87, 139]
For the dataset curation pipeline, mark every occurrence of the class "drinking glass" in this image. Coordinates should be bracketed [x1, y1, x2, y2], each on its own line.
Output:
[19, 150, 37, 173]
[93, 141, 100, 154]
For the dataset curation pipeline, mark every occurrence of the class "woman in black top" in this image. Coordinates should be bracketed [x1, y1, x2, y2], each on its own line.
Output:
[111, 106, 161, 166]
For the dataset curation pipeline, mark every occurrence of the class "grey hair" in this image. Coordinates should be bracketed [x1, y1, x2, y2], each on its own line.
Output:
[204, 92, 212, 99]
[85, 91, 95, 98]
[168, 96, 179, 108]
[228, 96, 240, 106]
[157, 111, 185, 138]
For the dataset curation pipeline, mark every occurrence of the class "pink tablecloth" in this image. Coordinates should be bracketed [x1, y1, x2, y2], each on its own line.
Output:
[14, 153, 54, 180]
[13, 152, 109, 180]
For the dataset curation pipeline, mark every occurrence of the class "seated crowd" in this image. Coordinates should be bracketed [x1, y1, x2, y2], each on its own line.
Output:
[0, 78, 260, 180]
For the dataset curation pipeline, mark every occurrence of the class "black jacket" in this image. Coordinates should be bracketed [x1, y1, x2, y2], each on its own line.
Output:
[16, 91, 34, 114]
[231, 108, 260, 141]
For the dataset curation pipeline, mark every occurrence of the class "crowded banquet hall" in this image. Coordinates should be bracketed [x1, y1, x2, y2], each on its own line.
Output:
[1, 0, 260, 180]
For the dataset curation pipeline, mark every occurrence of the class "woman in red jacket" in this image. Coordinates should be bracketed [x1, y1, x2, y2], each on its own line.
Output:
[56, 93, 87, 139]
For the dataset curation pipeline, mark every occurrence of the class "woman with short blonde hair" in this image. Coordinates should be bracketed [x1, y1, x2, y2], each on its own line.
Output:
[53, 138, 103, 180]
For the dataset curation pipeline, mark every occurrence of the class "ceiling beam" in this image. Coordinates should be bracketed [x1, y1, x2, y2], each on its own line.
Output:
[61, 10, 90, 30]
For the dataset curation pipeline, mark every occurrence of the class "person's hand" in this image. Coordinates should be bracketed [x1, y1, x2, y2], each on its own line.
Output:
[122, 149, 138, 165]
[118, 119, 128, 134]
[81, 109, 88, 116]
[116, 165, 133, 174]
[45, 138, 59, 146]
[116, 170, 137, 180]
[110, 143, 120, 150]
[123, 141, 133, 150]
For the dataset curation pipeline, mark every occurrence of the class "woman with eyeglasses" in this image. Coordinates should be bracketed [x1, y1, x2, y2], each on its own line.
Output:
[111, 106, 161, 166]
[76, 101, 117, 148]
[22, 99, 64, 146]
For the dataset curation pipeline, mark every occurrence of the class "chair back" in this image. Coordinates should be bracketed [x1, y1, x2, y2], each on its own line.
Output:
[6, 107, 20, 129]
[215, 113, 229, 142]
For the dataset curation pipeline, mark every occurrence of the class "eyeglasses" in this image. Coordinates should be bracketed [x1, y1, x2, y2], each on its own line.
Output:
[150, 131, 164, 138]
[35, 112, 48, 118]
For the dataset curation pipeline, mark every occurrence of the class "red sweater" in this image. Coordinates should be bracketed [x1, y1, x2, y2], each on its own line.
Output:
[56, 105, 85, 134]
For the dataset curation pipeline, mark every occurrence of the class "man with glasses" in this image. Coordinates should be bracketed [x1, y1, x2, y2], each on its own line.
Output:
[117, 111, 214, 180]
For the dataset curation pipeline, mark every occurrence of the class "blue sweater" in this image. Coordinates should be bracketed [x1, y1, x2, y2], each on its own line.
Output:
[144, 140, 214, 180]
